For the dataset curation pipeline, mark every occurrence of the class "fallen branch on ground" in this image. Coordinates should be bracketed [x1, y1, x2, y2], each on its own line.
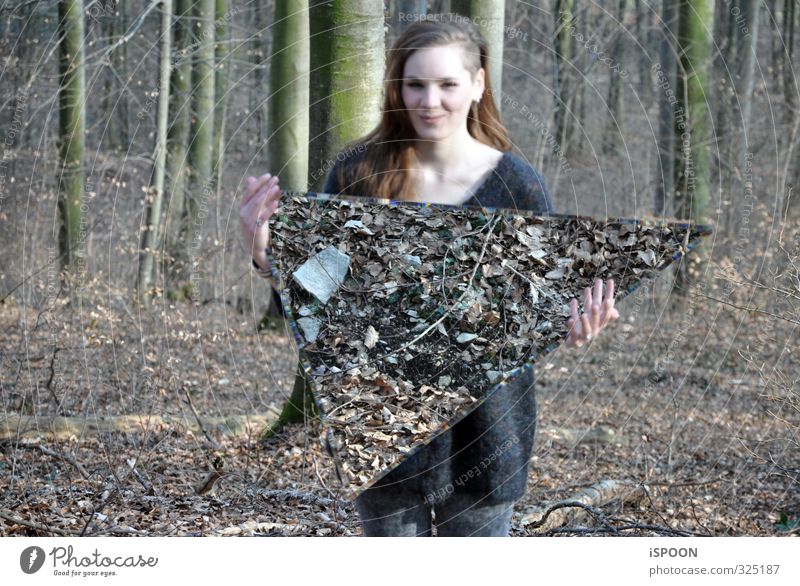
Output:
[520, 479, 647, 531]
[0, 412, 279, 440]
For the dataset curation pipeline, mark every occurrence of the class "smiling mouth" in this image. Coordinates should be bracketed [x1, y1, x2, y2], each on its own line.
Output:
[420, 115, 444, 123]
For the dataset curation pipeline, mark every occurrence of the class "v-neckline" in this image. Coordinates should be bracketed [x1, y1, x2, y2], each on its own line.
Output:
[456, 151, 509, 206]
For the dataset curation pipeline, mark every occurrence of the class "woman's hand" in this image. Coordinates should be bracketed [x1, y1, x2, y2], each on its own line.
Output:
[239, 173, 281, 270]
[565, 278, 620, 348]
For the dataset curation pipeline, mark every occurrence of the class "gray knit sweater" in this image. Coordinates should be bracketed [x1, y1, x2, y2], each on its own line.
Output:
[319, 147, 554, 506]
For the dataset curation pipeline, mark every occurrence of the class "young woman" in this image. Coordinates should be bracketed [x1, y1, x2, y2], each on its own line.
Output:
[239, 15, 620, 536]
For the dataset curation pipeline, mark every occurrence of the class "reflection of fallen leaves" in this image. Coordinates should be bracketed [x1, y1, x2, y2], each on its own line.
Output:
[270, 193, 711, 497]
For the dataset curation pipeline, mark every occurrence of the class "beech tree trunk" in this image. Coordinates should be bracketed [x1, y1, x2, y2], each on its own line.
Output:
[213, 0, 229, 186]
[604, 0, 627, 155]
[308, 0, 385, 191]
[729, 0, 760, 243]
[57, 0, 86, 275]
[184, 0, 216, 301]
[269, 0, 310, 191]
[451, 0, 505, 114]
[673, 0, 713, 296]
[267, 0, 384, 438]
[164, 0, 193, 286]
[553, 0, 575, 158]
[138, 0, 173, 305]
[655, 0, 678, 218]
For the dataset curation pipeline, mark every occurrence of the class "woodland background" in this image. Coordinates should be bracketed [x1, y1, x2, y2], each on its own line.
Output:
[0, 0, 798, 536]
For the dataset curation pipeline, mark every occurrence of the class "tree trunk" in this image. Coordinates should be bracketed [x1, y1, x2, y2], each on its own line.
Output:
[785, 0, 799, 218]
[553, 0, 575, 158]
[655, 0, 678, 218]
[164, 0, 193, 287]
[308, 0, 384, 191]
[57, 0, 86, 275]
[138, 0, 173, 305]
[783, 0, 795, 122]
[604, 0, 627, 155]
[211, 0, 230, 302]
[430, 0, 451, 13]
[390, 0, 426, 43]
[267, 0, 383, 438]
[451, 0, 505, 115]
[635, 0, 652, 100]
[730, 0, 759, 243]
[251, 0, 269, 146]
[261, 0, 309, 323]
[673, 0, 714, 296]
[184, 0, 216, 301]
[100, 7, 119, 152]
[262, 363, 319, 440]
[213, 0, 229, 185]
[713, 0, 735, 239]
[117, 0, 130, 148]
[269, 0, 310, 191]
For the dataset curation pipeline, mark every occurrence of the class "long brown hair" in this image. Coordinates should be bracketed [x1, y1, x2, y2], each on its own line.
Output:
[332, 14, 512, 201]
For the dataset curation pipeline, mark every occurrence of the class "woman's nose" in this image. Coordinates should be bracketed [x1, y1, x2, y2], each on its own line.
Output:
[419, 87, 440, 108]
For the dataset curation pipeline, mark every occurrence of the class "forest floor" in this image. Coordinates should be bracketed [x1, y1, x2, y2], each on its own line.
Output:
[1, 278, 799, 537]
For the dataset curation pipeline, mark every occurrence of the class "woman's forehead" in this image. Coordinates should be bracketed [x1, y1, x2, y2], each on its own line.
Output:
[403, 46, 470, 78]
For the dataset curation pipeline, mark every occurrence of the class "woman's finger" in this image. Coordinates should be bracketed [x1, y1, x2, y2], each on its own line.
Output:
[242, 177, 280, 219]
[569, 299, 581, 333]
[255, 181, 281, 220]
[256, 193, 281, 223]
[582, 287, 593, 332]
[606, 278, 615, 305]
[239, 178, 272, 217]
[600, 279, 619, 328]
[581, 312, 592, 341]
[591, 278, 603, 332]
[566, 299, 582, 347]
[242, 173, 273, 206]
[566, 317, 582, 347]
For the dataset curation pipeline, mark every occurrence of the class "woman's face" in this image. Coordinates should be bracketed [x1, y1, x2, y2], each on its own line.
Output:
[401, 44, 484, 142]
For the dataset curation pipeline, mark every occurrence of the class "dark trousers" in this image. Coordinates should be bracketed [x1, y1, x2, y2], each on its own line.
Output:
[354, 489, 515, 536]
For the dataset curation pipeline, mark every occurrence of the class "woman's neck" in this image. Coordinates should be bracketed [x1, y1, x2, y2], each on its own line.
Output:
[414, 129, 481, 176]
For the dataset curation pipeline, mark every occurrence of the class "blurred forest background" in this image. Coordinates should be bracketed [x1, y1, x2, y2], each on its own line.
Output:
[1, 0, 799, 536]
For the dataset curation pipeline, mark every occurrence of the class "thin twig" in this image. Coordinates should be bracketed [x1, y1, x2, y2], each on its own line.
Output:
[258, 488, 350, 508]
[690, 291, 800, 326]
[87, 525, 147, 536]
[181, 386, 220, 449]
[712, 272, 800, 303]
[45, 348, 62, 415]
[541, 523, 697, 537]
[126, 459, 154, 494]
[644, 475, 728, 488]
[641, 482, 673, 528]
[524, 500, 612, 531]
[37, 444, 90, 480]
[0, 510, 76, 536]
[312, 454, 338, 503]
